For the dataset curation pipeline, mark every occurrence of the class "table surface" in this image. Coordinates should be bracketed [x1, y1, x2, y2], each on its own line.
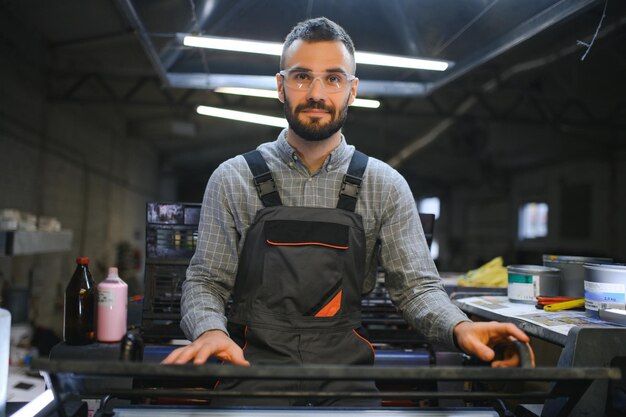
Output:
[454, 295, 624, 345]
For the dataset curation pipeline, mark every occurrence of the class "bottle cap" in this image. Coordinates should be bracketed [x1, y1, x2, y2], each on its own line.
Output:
[76, 257, 90, 265]
[106, 267, 119, 279]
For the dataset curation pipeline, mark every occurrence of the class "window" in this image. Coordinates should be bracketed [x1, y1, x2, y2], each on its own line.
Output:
[430, 239, 439, 260]
[518, 202, 549, 240]
[418, 197, 440, 219]
[418, 197, 440, 259]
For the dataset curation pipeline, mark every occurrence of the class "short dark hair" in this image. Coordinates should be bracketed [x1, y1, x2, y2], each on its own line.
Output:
[281, 17, 355, 71]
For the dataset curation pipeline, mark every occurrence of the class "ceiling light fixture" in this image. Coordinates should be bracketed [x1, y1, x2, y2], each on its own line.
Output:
[183, 35, 450, 71]
[184, 35, 282, 55]
[196, 105, 288, 128]
[214, 87, 381, 109]
[355, 51, 448, 71]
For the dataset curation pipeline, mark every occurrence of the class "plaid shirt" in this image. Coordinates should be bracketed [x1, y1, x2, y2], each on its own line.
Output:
[181, 129, 468, 349]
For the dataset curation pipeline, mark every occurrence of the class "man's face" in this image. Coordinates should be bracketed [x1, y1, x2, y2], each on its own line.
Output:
[277, 40, 358, 142]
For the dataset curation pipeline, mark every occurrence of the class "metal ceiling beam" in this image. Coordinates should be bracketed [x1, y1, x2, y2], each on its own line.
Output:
[426, 0, 602, 95]
[387, 3, 626, 169]
[114, 0, 170, 87]
[160, 0, 259, 71]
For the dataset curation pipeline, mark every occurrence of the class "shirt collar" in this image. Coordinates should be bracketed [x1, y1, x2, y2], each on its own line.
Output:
[275, 129, 351, 172]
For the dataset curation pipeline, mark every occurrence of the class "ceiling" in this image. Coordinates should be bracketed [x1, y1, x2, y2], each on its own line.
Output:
[2, 0, 625, 199]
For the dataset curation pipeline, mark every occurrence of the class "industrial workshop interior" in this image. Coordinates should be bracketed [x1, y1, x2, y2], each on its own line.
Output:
[1, 0, 626, 416]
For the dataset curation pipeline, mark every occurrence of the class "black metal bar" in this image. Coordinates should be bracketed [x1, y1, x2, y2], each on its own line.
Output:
[549, 379, 595, 417]
[62, 74, 92, 99]
[114, 0, 170, 86]
[31, 359, 621, 382]
[123, 77, 148, 101]
[78, 388, 557, 400]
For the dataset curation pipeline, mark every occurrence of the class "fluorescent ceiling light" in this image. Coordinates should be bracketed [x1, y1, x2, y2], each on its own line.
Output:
[352, 98, 381, 109]
[184, 35, 282, 56]
[183, 35, 450, 71]
[355, 51, 448, 71]
[214, 87, 381, 108]
[197, 105, 288, 128]
[214, 87, 278, 99]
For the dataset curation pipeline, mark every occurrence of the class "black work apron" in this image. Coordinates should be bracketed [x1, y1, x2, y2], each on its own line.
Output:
[213, 150, 378, 407]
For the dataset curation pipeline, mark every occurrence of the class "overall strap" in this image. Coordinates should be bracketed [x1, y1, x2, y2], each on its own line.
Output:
[242, 150, 282, 207]
[337, 150, 369, 212]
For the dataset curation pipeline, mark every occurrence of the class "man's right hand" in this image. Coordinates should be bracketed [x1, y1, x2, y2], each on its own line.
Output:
[161, 329, 250, 366]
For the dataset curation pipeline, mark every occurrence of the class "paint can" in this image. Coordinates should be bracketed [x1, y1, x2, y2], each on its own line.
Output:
[584, 263, 626, 318]
[507, 265, 560, 304]
[543, 255, 613, 297]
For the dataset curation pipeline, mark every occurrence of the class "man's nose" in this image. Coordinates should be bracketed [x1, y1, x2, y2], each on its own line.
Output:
[306, 77, 326, 101]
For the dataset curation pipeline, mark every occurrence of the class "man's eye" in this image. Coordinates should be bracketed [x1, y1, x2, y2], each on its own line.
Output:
[293, 73, 311, 81]
[327, 75, 342, 83]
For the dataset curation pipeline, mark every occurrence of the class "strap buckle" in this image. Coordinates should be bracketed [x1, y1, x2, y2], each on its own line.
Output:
[339, 174, 361, 199]
[253, 174, 277, 197]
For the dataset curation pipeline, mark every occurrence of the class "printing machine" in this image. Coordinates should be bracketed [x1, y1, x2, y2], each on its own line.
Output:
[26, 203, 620, 416]
[28, 353, 619, 417]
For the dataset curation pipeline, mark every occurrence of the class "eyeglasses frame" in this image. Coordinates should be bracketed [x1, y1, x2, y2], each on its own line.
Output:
[279, 69, 357, 92]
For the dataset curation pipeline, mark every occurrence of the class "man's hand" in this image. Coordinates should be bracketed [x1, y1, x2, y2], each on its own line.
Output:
[161, 329, 250, 366]
[453, 321, 534, 368]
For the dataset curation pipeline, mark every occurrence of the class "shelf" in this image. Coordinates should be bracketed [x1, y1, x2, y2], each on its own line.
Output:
[1, 230, 73, 256]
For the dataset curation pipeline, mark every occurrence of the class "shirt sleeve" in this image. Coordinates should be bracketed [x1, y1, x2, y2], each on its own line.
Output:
[180, 162, 242, 341]
[379, 171, 469, 350]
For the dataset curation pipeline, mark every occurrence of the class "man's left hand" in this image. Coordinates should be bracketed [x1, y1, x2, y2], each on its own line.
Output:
[453, 321, 535, 368]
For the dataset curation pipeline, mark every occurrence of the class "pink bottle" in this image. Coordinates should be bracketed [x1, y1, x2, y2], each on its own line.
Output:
[97, 267, 128, 343]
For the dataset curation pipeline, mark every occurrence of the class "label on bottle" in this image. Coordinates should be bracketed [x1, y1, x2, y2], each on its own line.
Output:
[98, 289, 115, 307]
[584, 281, 625, 311]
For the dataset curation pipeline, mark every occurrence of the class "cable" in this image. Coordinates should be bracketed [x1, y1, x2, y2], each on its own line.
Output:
[577, 0, 608, 61]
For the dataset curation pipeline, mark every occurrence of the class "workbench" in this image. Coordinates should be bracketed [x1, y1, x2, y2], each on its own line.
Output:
[454, 295, 626, 417]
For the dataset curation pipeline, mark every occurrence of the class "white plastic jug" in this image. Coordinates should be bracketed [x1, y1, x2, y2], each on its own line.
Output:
[0, 308, 10, 417]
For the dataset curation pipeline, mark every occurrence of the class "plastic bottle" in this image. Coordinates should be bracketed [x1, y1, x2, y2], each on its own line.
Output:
[63, 257, 96, 345]
[97, 267, 128, 343]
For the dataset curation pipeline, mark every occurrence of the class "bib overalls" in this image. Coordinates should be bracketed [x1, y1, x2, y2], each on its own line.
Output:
[214, 149, 378, 406]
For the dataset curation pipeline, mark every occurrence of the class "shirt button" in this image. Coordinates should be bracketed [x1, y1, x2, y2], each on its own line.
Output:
[327, 164, 333, 169]
[288, 162, 295, 168]
[308, 178, 312, 182]
[293, 155, 298, 161]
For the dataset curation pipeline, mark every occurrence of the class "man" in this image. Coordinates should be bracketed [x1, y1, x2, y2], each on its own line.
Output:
[164, 17, 530, 402]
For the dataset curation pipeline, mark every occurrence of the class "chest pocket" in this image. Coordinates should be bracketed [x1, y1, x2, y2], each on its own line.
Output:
[258, 219, 350, 316]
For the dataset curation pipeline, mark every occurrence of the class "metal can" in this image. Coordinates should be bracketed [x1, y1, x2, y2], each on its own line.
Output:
[584, 263, 626, 318]
[507, 265, 560, 304]
[543, 255, 613, 298]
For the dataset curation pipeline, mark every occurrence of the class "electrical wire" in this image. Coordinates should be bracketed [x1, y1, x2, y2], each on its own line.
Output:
[577, 0, 608, 61]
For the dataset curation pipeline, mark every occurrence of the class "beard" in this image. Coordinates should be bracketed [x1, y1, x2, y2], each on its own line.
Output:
[283, 94, 349, 142]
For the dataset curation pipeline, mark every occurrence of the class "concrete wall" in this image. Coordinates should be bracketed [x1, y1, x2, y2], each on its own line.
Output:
[0, 36, 159, 336]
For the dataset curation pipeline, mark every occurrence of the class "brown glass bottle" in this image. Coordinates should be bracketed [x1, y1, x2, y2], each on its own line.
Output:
[63, 257, 96, 344]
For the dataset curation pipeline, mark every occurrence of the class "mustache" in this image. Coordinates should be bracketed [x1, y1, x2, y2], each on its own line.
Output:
[295, 101, 335, 113]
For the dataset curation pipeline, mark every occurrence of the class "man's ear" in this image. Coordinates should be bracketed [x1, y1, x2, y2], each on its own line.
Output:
[276, 73, 285, 103]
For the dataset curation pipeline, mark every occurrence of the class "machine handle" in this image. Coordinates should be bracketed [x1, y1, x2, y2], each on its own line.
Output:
[493, 340, 535, 368]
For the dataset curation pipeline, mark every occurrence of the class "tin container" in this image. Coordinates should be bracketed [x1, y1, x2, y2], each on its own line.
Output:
[507, 265, 560, 304]
[584, 263, 626, 318]
[543, 255, 613, 297]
